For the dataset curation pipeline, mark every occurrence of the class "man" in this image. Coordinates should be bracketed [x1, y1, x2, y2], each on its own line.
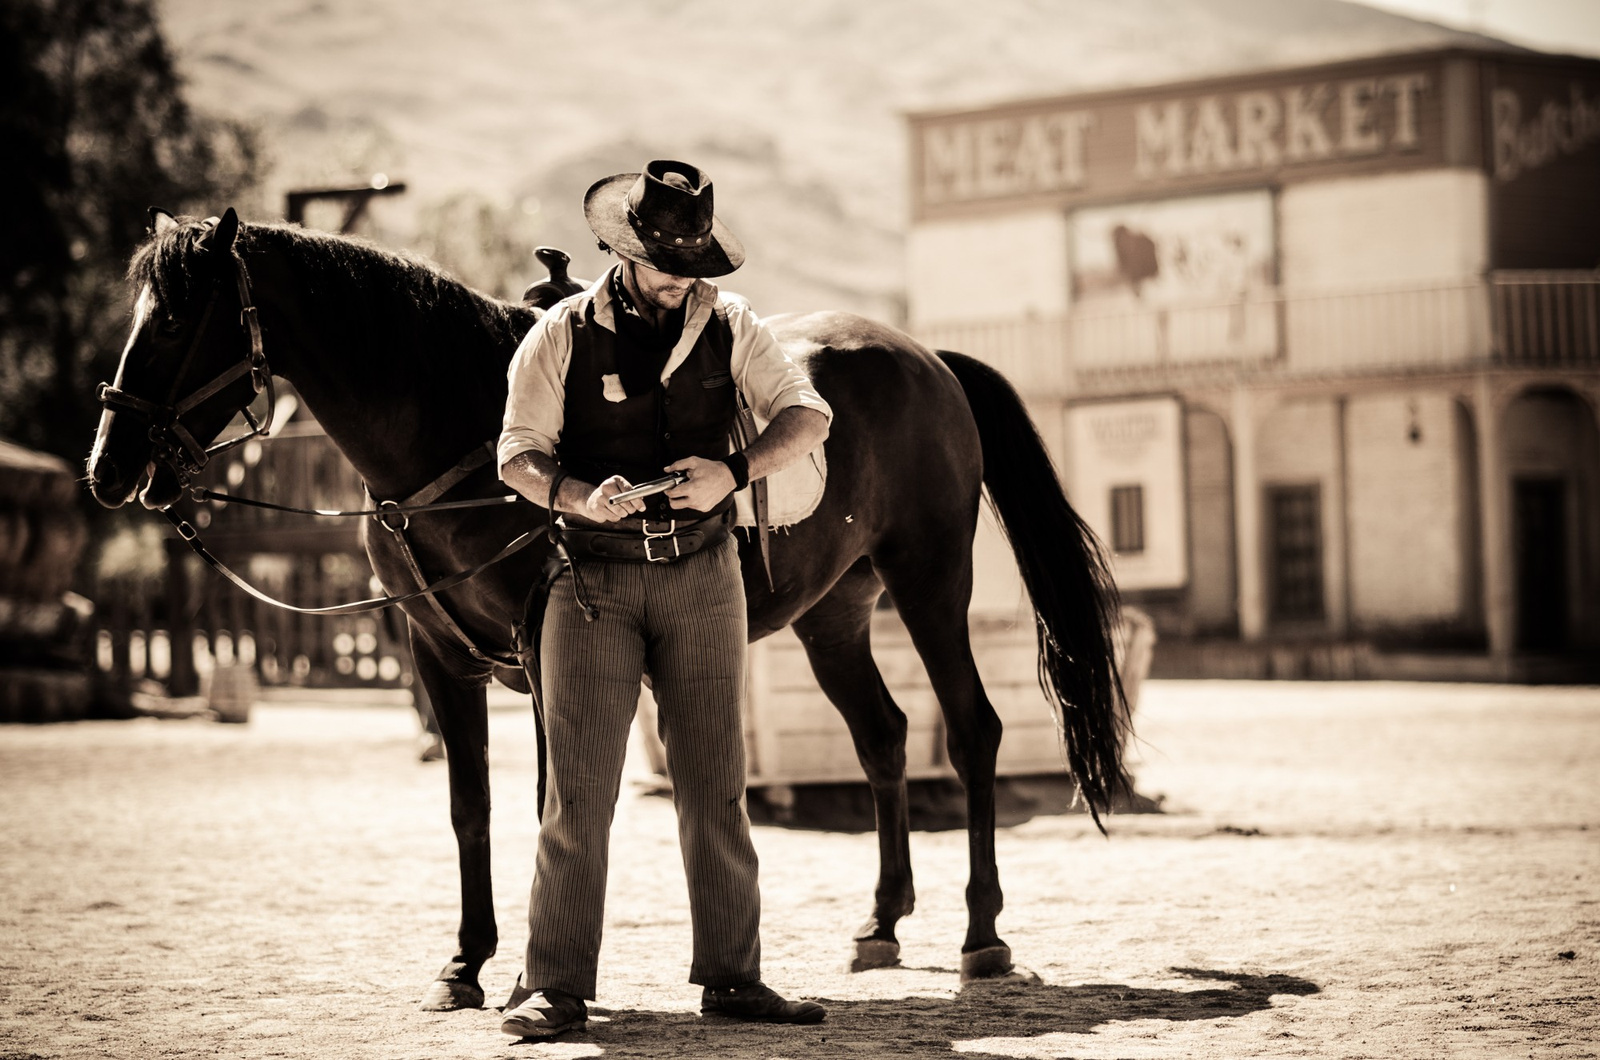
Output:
[496, 160, 832, 1039]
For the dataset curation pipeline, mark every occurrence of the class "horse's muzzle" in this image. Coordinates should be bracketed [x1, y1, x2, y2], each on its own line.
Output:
[138, 463, 184, 510]
[87, 457, 135, 509]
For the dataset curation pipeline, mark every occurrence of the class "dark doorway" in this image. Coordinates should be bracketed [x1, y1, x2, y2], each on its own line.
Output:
[1267, 484, 1324, 624]
[1513, 477, 1568, 650]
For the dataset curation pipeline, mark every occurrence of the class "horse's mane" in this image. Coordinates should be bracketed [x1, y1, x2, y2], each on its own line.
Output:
[128, 216, 540, 389]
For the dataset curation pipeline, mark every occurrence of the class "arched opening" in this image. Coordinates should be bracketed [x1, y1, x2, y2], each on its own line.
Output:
[1501, 387, 1600, 651]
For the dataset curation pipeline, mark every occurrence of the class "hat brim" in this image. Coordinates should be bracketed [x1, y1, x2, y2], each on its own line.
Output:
[583, 173, 745, 278]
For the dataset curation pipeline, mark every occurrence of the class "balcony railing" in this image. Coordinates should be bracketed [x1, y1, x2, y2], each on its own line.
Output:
[913, 272, 1599, 394]
[1492, 271, 1600, 365]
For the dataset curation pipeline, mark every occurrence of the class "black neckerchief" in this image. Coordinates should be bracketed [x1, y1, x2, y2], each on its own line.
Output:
[610, 267, 685, 398]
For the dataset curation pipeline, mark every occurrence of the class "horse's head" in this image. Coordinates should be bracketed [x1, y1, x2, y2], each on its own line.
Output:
[88, 207, 276, 510]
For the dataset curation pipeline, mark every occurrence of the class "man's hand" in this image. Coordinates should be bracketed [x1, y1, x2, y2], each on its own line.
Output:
[663, 456, 736, 510]
[587, 474, 646, 522]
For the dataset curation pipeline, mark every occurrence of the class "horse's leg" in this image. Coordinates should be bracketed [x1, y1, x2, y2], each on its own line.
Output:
[411, 640, 497, 1011]
[790, 560, 915, 972]
[875, 544, 1013, 982]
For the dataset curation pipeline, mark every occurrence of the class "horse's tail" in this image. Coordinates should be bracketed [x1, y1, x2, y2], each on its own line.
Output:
[936, 349, 1131, 831]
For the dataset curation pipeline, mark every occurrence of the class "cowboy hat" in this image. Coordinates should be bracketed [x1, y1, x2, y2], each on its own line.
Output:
[583, 160, 744, 278]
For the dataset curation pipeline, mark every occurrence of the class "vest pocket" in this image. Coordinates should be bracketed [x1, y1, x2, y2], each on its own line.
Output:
[700, 370, 732, 389]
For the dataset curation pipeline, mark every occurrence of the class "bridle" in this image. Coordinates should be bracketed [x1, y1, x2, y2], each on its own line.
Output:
[93, 221, 539, 631]
[96, 232, 276, 493]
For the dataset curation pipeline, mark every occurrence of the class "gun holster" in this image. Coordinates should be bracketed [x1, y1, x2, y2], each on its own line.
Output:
[511, 550, 568, 701]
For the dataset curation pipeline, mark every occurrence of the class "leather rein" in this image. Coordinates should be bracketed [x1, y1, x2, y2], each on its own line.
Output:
[96, 234, 537, 622]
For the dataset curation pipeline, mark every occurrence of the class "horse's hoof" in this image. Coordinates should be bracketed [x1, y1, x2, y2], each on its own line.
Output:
[849, 937, 902, 972]
[959, 944, 1015, 982]
[419, 978, 485, 1011]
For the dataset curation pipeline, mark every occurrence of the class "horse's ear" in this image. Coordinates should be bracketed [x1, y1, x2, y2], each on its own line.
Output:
[205, 207, 240, 255]
[149, 207, 178, 236]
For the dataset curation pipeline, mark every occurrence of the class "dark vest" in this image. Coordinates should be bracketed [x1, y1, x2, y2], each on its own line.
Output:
[556, 298, 737, 522]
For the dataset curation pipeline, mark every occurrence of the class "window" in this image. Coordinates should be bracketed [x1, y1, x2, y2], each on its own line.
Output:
[1109, 484, 1145, 554]
[1267, 484, 1324, 623]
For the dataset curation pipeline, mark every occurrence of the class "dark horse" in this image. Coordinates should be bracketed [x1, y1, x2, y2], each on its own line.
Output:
[86, 208, 1128, 1009]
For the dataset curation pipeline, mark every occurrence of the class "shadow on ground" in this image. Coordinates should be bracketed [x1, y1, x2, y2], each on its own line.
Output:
[505, 968, 1319, 1058]
[743, 774, 1165, 832]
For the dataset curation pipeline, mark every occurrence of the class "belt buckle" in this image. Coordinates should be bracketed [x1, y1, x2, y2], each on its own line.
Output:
[642, 519, 680, 563]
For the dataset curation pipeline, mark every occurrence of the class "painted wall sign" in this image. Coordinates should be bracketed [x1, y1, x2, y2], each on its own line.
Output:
[1072, 190, 1276, 305]
[912, 54, 1451, 219]
[1484, 58, 1600, 269]
[1490, 79, 1600, 183]
[1070, 190, 1279, 363]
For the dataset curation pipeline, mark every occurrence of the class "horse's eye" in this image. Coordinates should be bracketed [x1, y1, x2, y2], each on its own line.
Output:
[155, 316, 185, 337]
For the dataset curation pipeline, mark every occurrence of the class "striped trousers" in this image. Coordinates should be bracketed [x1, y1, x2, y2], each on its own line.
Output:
[524, 535, 761, 999]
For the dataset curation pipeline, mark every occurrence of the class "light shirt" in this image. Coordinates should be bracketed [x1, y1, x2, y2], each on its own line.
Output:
[497, 264, 832, 472]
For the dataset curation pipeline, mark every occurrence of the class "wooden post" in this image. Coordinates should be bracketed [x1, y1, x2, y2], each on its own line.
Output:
[272, 579, 292, 683]
[136, 590, 157, 681]
[1326, 394, 1352, 637]
[285, 180, 406, 234]
[1474, 374, 1512, 660]
[107, 593, 131, 692]
[165, 540, 198, 696]
[1232, 387, 1265, 640]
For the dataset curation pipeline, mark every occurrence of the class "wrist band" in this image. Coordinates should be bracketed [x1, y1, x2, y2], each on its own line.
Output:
[723, 452, 750, 491]
[547, 470, 569, 514]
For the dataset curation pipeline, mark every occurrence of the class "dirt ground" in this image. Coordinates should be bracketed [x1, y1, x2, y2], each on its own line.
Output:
[2, 678, 1596, 1059]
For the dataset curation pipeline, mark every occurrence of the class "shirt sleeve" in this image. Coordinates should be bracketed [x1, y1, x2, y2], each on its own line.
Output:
[496, 305, 573, 474]
[723, 295, 833, 426]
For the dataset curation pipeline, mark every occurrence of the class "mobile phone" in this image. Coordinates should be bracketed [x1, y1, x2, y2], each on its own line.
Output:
[607, 470, 689, 504]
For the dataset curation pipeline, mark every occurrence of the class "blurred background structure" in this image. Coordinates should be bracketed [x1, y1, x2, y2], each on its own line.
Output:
[1, 0, 1597, 720]
[0, 440, 91, 720]
[910, 46, 1600, 681]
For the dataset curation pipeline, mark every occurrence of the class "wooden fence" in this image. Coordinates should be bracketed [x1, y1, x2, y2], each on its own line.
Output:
[91, 414, 412, 698]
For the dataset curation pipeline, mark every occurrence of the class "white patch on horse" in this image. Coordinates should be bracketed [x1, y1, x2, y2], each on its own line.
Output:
[90, 284, 153, 466]
[780, 338, 826, 363]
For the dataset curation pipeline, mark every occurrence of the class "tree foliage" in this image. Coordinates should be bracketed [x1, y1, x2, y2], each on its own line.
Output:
[0, 0, 260, 465]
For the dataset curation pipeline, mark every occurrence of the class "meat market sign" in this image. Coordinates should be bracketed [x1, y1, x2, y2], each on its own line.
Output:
[911, 53, 1453, 219]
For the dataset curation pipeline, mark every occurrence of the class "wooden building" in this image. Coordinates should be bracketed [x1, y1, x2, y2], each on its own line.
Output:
[907, 47, 1600, 678]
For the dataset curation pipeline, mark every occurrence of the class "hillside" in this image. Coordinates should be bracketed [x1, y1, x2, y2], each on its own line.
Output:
[153, 0, 1514, 319]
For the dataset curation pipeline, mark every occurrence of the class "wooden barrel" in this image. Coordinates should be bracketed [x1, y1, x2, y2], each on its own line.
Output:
[0, 438, 92, 723]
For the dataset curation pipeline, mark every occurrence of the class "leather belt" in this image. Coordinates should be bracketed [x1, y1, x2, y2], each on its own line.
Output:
[559, 514, 729, 564]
